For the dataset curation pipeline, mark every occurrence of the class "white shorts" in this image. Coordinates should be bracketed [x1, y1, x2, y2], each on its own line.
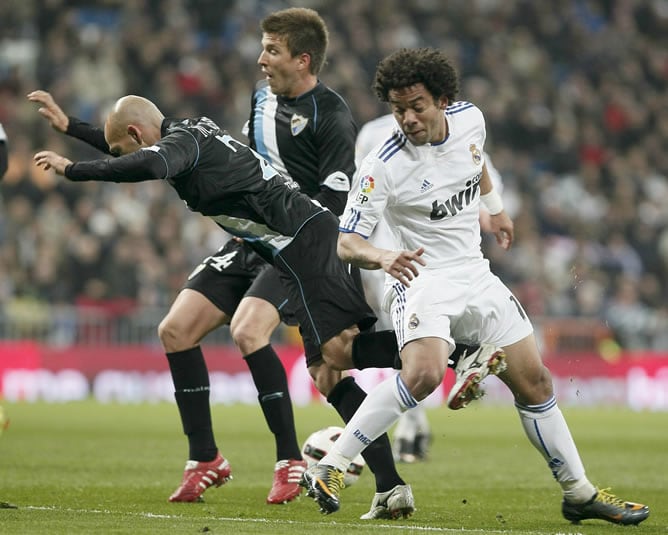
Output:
[387, 259, 533, 351]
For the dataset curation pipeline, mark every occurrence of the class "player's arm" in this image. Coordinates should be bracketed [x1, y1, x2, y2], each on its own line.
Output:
[338, 232, 425, 288]
[0, 123, 7, 179]
[28, 90, 110, 154]
[313, 108, 356, 215]
[34, 148, 168, 182]
[479, 161, 513, 250]
[35, 128, 199, 183]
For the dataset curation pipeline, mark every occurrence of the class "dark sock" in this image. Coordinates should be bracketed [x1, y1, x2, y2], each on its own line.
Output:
[244, 344, 301, 461]
[351, 330, 400, 370]
[327, 376, 404, 492]
[352, 332, 477, 371]
[166, 346, 217, 462]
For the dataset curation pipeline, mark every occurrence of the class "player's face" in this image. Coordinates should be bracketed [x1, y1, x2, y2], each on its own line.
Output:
[388, 84, 448, 146]
[258, 33, 303, 98]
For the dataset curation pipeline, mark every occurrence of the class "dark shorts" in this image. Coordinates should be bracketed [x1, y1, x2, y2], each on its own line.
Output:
[183, 239, 298, 325]
[274, 211, 377, 364]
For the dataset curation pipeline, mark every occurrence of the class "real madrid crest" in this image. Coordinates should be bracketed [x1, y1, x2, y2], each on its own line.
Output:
[469, 144, 482, 165]
[408, 313, 420, 330]
[291, 114, 308, 136]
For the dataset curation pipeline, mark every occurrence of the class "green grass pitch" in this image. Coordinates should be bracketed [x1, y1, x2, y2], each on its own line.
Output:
[0, 400, 665, 534]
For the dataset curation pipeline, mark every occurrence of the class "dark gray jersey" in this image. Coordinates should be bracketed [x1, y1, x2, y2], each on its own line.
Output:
[65, 116, 325, 261]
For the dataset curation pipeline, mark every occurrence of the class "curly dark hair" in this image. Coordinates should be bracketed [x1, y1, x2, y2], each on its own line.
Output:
[261, 8, 329, 75]
[373, 48, 459, 104]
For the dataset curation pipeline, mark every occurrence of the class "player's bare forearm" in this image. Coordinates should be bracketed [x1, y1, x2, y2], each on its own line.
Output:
[338, 232, 426, 287]
[337, 232, 383, 270]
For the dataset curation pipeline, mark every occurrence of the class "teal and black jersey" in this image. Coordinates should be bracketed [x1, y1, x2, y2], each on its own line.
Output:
[246, 80, 356, 215]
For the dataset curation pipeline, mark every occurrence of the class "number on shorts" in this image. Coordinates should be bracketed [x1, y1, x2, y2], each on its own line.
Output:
[207, 251, 239, 271]
[188, 250, 239, 280]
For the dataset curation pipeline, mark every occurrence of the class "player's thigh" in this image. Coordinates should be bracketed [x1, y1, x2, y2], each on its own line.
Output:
[400, 337, 450, 397]
[160, 289, 231, 349]
[243, 265, 298, 327]
[230, 296, 281, 344]
[320, 325, 359, 371]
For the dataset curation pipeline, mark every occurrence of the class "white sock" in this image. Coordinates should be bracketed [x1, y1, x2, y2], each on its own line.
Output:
[516, 396, 596, 503]
[321, 373, 418, 472]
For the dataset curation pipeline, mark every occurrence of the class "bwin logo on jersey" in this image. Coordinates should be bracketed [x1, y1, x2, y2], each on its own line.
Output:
[290, 114, 309, 136]
[469, 144, 482, 164]
[430, 172, 482, 220]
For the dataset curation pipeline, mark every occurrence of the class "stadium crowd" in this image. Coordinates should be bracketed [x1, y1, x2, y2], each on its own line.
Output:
[0, 0, 667, 350]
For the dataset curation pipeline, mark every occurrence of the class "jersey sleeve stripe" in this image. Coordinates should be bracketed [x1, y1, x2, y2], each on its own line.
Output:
[253, 86, 272, 164]
[446, 102, 475, 115]
[311, 94, 318, 130]
[378, 132, 407, 162]
[340, 208, 366, 236]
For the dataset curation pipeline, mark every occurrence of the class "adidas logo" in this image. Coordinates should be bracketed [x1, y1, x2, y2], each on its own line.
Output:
[420, 179, 433, 193]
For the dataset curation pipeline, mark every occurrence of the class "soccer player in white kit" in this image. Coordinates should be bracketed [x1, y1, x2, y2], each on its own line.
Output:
[355, 114, 509, 463]
[356, 113, 508, 393]
[303, 48, 649, 526]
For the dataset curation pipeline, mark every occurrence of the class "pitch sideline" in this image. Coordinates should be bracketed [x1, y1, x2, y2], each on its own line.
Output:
[22, 504, 581, 535]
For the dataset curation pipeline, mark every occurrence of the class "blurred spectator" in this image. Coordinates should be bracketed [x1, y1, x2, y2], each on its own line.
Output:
[0, 0, 666, 350]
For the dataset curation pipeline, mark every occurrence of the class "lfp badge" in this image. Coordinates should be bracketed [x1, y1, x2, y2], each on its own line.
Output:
[357, 175, 375, 204]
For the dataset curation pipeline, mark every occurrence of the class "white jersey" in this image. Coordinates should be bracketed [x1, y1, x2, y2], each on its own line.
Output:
[356, 113, 502, 192]
[353, 111, 504, 328]
[341, 101, 487, 270]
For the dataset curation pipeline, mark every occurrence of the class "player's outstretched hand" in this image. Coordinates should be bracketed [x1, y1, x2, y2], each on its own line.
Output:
[27, 90, 69, 133]
[34, 150, 71, 175]
[381, 247, 426, 287]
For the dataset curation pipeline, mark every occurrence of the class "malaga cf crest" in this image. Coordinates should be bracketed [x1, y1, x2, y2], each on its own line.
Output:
[291, 114, 309, 136]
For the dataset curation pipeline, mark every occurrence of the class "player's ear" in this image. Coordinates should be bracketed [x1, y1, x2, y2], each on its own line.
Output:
[438, 96, 449, 110]
[298, 52, 310, 71]
[127, 125, 142, 145]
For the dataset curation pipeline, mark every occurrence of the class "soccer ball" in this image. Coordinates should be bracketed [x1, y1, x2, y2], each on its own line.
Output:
[0, 405, 9, 436]
[301, 425, 365, 487]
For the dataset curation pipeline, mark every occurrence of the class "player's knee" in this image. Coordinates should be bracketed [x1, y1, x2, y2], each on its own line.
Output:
[230, 319, 264, 354]
[402, 366, 443, 401]
[308, 364, 341, 397]
[158, 314, 192, 351]
[321, 351, 352, 371]
[530, 365, 554, 401]
[509, 363, 554, 405]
